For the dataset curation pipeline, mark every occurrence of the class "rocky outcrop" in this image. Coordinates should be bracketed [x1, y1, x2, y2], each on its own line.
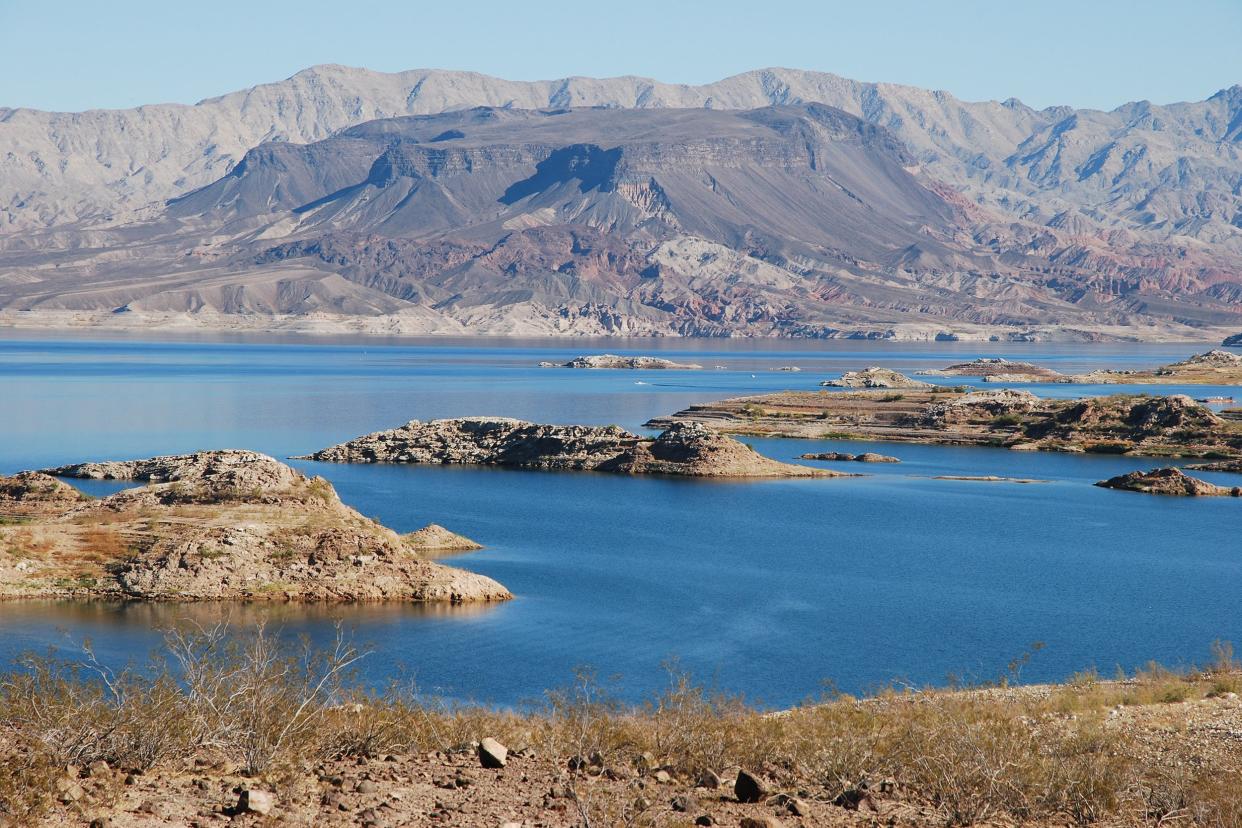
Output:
[799, 452, 900, 463]
[648, 390, 1242, 459]
[301, 418, 834, 478]
[554, 355, 703, 370]
[917, 358, 1064, 380]
[1096, 467, 1242, 497]
[820, 368, 931, 389]
[403, 524, 483, 553]
[1, 452, 511, 603]
[0, 472, 90, 517]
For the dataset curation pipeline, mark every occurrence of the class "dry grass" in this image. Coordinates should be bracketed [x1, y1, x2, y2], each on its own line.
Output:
[1, 629, 1241, 825]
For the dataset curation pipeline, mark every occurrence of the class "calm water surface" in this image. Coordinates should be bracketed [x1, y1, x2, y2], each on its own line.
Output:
[1, 331, 1240, 706]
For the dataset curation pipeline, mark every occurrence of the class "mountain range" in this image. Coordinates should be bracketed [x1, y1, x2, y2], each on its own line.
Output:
[1, 65, 1240, 340]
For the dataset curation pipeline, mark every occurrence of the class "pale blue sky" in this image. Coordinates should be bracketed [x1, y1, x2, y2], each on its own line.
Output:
[3, 0, 1240, 112]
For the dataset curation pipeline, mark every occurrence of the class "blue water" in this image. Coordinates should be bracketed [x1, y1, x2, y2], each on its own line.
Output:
[1, 331, 1240, 707]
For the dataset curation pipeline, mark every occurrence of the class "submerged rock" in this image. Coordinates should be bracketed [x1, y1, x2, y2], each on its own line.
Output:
[2, 451, 511, 603]
[820, 367, 931, 389]
[302, 418, 836, 478]
[1096, 467, 1242, 497]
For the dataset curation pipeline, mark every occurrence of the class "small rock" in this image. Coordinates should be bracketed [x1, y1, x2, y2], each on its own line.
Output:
[237, 788, 274, 816]
[357, 780, 379, 794]
[653, 769, 672, 784]
[740, 817, 784, 828]
[670, 794, 697, 812]
[636, 751, 658, 773]
[734, 769, 769, 803]
[86, 760, 110, 778]
[695, 769, 721, 789]
[479, 737, 508, 769]
[833, 787, 877, 811]
[89, 819, 111, 828]
[56, 780, 85, 804]
[138, 801, 170, 818]
[694, 817, 715, 827]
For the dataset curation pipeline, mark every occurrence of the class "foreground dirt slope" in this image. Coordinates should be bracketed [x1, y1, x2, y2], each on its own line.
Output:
[32, 675, 1242, 827]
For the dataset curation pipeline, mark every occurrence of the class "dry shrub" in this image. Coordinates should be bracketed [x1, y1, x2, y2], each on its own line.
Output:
[78, 526, 131, 561]
[0, 727, 57, 825]
[2, 629, 1242, 826]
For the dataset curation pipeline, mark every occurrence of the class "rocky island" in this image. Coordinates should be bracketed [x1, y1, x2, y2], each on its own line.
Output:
[1096, 467, 1242, 497]
[647, 388, 1242, 459]
[916, 358, 1065, 383]
[800, 451, 901, 463]
[0, 450, 510, 603]
[301, 418, 837, 478]
[820, 367, 933, 389]
[540, 355, 704, 370]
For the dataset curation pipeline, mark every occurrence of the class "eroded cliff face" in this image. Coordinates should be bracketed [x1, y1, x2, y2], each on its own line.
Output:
[0, 451, 510, 603]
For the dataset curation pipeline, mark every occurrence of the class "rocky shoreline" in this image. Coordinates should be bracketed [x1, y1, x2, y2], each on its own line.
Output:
[301, 418, 837, 478]
[0, 451, 510, 603]
[646, 385, 1242, 459]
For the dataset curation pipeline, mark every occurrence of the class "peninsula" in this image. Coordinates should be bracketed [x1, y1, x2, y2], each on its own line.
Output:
[0, 451, 510, 603]
[646, 385, 1242, 459]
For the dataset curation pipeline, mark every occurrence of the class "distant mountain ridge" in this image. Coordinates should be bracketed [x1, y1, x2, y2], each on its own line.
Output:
[0, 66, 1240, 340]
[3, 65, 1240, 243]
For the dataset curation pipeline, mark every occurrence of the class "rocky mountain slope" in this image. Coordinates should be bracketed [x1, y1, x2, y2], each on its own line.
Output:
[1, 66, 1241, 339]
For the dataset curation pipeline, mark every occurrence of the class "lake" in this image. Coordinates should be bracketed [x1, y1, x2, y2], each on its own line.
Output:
[1, 331, 1240, 708]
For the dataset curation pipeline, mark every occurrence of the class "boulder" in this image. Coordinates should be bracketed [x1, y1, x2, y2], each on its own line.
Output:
[734, 769, 769, 803]
[478, 737, 508, 769]
[238, 789, 274, 815]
